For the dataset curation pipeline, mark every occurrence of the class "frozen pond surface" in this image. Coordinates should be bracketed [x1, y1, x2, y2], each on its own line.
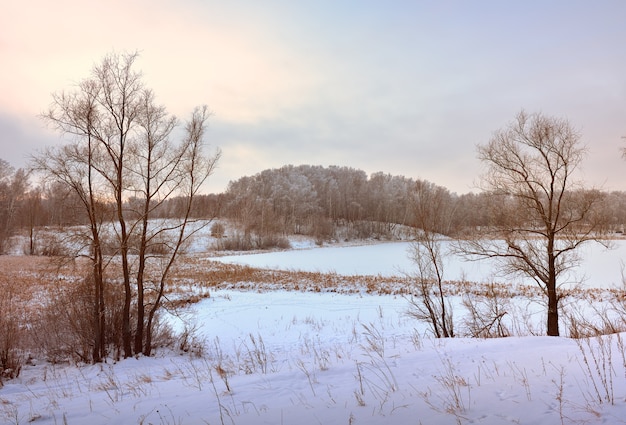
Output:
[214, 240, 626, 288]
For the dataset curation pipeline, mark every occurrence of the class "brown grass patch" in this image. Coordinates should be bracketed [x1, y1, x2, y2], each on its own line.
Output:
[165, 255, 543, 306]
[1, 252, 623, 360]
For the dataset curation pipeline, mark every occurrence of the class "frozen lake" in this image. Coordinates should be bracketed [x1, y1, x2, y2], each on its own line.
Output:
[214, 239, 626, 289]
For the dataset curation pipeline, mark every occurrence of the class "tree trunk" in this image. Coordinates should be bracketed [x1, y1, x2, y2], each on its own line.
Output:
[547, 283, 559, 336]
[92, 262, 101, 363]
[92, 255, 105, 362]
[29, 226, 34, 256]
[134, 216, 149, 355]
[121, 237, 132, 357]
[118, 189, 133, 357]
[546, 237, 559, 336]
[134, 264, 145, 355]
[90, 222, 105, 362]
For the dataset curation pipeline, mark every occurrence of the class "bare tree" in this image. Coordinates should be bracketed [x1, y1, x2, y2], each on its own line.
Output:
[35, 51, 220, 360]
[407, 180, 455, 338]
[19, 188, 43, 255]
[129, 88, 178, 355]
[0, 160, 29, 254]
[456, 110, 608, 336]
[132, 104, 220, 355]
[33, 80, 110, 361]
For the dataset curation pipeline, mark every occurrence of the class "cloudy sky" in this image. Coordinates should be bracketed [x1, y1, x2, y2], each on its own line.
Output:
[1, 1, 625, 194]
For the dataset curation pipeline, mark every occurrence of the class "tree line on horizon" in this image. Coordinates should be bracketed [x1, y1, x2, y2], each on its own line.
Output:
[2, 161, 626, 253]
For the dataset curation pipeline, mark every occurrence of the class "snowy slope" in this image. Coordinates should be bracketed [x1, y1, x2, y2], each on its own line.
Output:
[2, 289, 626, 424]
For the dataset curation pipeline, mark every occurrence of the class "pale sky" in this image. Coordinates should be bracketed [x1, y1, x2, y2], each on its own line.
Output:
[1, 0, 625, 194]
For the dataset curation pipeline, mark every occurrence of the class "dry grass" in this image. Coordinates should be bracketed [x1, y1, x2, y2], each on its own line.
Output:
[0, 254, 543, 310]
[0, 256, 89, 338]
[0, 252, 625, 370]
[168, 255, 542, 300]
[0, 253, 620, 319]
[0, 257, 78, 382]
[169, 257, 412, 295]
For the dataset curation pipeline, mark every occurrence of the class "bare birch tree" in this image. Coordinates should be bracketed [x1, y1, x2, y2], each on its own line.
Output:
[33, 77, 109, 361]
[131, 104, 220, 355]
[35, 51, 220, 360]
[456, 110, 608, 336]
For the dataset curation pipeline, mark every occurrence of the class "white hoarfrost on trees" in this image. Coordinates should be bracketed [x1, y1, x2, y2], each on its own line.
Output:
[221, 165, 436, 244]
[33, 51, 220, 361]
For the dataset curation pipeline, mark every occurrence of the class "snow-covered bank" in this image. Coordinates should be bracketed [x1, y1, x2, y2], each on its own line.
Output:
[2, 289, 626, 424]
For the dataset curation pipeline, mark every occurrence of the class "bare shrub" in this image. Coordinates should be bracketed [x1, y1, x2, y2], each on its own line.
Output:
[407, 181, 456, 338]
[215, 231, 290, 251]
[146, 314, 177, 351]
[406, 236, 454, 338]
[564, 285, 626, 338]
[98, 231, 172, 257]
[215, 232, 252, 251]
[601, 277, 626, 334]
[33, 230, 70, 257]
[211, 222, 226, 239]
[350, 221, 393, 240]
[407, 285, 454, 339]
[462, 282, 510, 338]
[32, 275, 96, 363]
[175, 320, 206, 357]
[508, 301, 544, 336]
[255, 234, 291, 250]
[566, 305, 625, 339]
[31, 274, 127, 363]
[312, 217, 334, 245]
[0, 280, 23, 384]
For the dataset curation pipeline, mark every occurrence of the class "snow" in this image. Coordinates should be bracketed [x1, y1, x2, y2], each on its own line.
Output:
[3, 240, 626, 424]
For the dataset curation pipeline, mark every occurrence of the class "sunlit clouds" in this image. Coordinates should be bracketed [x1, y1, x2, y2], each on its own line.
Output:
[1, 1, 626, 193]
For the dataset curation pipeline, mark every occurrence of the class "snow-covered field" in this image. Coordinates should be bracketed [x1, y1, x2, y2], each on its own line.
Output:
[2, 240, 626, 424]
